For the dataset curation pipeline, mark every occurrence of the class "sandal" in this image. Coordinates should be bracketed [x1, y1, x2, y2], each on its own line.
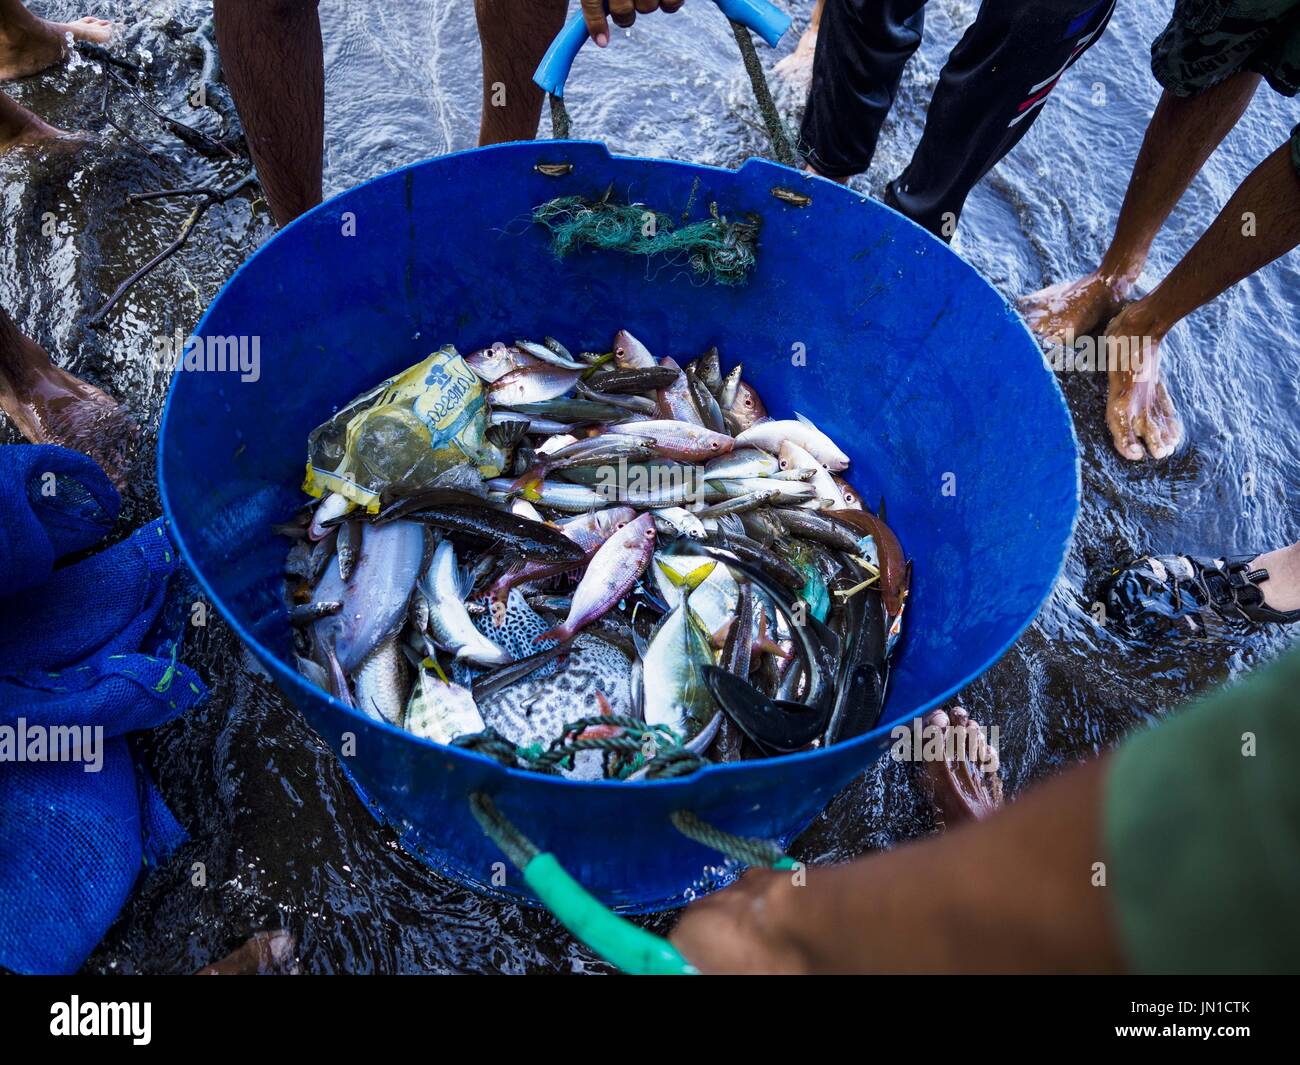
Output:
[1103, 553, 1300, 631]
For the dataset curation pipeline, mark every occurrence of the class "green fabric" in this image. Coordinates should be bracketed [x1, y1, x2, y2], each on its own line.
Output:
[1153, 0, 1300, 97]
[1105, 647, 1300, 974]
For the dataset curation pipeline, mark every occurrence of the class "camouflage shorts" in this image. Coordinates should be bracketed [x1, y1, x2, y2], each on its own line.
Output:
[1153, 0, 1300, 171]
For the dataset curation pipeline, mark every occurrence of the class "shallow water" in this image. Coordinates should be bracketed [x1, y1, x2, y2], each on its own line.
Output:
[1, 0, 1296, 973]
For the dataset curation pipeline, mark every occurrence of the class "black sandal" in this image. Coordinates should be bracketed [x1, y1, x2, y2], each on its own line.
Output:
[1103, 554, 1300, 631]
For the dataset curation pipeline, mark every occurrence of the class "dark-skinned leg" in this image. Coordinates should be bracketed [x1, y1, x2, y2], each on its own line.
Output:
[212, 0, 323, 227]
[0, 85, 63, 149]
[475, 0, 568, 145]
[1102, 139, 1300, 460]
[0, 306, 135, 489]
[1021, 73, 1261, 341]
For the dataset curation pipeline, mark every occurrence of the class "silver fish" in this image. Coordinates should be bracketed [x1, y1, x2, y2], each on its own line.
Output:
[641, 604, 717, 742]
[465, 342, 541, 383]
[353, 638, 411, 725]
[652, 506, 707, 541]
[406, 670, 485, 745]
[490, 365, 584, 405]
[703, 447, 779, 480]
[736, 415, 850, 471]
[421, 539, 511, 666]
[313, 520, 425, 672]
[515, 338, 588, 371]
[603, 420, 734, 461]
[613, 328, 657, 369]
[486, 478, 606, 513]
[779, 439, 847, 510]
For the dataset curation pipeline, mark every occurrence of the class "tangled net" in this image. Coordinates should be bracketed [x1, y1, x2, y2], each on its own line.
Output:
[532, 195, 759, 286]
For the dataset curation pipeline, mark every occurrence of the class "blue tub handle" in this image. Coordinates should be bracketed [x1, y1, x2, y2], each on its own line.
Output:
[533, 0, 792, 98]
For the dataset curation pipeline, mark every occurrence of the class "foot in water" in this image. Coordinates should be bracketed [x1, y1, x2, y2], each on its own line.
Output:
[774, 27, 818, 88]
[918, 705, 1003, 828]
[1103, 546, 1300, 632]
[773, 0, 821, 89]
[0, 325, 136, 490]
[1102, 303, 1182, 461]
[0, 88, 86, 152]
[196, 931, 299, 975]
[1018, 269, 1135, 344]
[0, 12, 111, 80]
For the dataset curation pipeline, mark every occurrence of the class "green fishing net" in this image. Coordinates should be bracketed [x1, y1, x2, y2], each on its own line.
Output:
[532, 195, 759, 286]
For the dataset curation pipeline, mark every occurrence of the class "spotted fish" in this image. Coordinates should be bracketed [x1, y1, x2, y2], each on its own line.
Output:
[478, 635, 634, 780]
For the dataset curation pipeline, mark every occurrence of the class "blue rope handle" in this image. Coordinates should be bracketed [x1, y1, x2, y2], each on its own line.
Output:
[533, 0, 792, 97]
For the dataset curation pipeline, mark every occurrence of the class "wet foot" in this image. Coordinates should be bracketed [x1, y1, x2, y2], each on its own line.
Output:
[1019, 270, 1135, 344]
[195, 930, 299, 975]
[1103, 305, 1182, 461]
[918, 705, 1002, 828]
[0, 105, 86, 153]
[0, 334, 137, 490]
[0, 15, 112, 80]
[774, 27, 818, 87]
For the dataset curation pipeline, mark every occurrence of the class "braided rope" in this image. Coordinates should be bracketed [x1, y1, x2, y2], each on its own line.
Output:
[546, 20, 797, 168]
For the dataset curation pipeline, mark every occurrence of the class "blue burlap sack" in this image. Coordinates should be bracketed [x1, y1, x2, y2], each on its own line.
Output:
[0, 444, 207, 974]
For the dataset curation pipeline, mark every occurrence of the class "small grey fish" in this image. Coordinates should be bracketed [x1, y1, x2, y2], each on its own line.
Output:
[290, 600, 342, 626]
[337, 518, 361, 581]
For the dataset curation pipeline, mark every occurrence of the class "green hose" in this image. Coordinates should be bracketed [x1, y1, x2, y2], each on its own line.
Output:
[469, 792, 795, 975]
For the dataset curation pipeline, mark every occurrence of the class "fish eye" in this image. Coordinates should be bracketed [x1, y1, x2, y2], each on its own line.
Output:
[644, 527, 655, 538]
[743, 397, 754, 408]
[779, 459, 788, 469]
[709, 441, 720, 450]
[616, 521, 627, 528]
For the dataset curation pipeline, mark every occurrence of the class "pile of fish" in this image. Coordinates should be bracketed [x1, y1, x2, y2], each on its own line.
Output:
[280, 330, 910, 780]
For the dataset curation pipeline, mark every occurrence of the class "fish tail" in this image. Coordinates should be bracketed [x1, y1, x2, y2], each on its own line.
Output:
[534, 622, 569, 644]
[508, 467, 547, 499]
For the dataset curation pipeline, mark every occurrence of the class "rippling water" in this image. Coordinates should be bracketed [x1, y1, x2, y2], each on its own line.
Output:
[2, 0, 1295, 973]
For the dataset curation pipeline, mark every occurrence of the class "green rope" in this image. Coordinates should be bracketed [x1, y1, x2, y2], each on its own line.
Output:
[728, 19, 798, 167]
[462, 724, 794, 869]
[670, 809, 795, 869]
[455, 715, 709, 778]
[533, 195, 759, 286]
[469, 792, 538, 870]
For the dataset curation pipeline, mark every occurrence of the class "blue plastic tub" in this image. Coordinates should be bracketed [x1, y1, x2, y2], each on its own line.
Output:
[158, 140, 1079, 912]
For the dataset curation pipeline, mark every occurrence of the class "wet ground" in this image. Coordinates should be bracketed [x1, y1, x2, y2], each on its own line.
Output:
[1, 0, 1295, 973]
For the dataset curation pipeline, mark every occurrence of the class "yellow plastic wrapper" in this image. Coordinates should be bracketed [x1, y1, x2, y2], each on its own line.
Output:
[303, 345, 505, 512]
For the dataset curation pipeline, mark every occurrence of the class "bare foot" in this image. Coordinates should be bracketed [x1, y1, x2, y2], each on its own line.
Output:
[0, 14, 112, 80]
[0, 95, 87, 153]
[1103, 305, 1182, 461]
[0, 332, 137, 490]
[774, 0, 822, 88]
[195, 930, 299, 975]
[774, 28, 818, 87]
[918, 706, 1002, 828]
[1019, 270, 1134, 344]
